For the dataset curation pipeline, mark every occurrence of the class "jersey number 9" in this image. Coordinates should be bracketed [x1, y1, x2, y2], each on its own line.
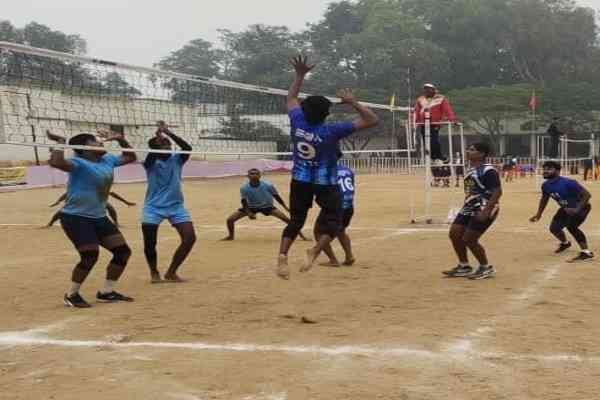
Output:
[297, 142, 316, 160]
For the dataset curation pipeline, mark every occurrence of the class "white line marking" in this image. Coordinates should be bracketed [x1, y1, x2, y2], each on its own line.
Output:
[2, 329, 599, 364]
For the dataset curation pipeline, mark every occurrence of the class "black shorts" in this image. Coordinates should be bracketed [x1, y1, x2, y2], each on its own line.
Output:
[455, 166, 464, 176]
[452, 210, 498, 233]
[341, 207, 354, 229]
[238, 206, 275, 216]
[290, 180, 341, 213]
[551, 205, 591, 231]
[291, 179, 342, 235]
[60, 213, 120, 249]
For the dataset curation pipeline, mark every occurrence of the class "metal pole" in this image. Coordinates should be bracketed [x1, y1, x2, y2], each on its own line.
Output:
[26, 94, 40, 166]
[0, 94, 5, 144]
[424, 112, 432, 223]
[448, 122, 455, 181]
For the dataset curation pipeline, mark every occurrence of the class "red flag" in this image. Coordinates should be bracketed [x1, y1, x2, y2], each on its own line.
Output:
[528, 90, 537, 111]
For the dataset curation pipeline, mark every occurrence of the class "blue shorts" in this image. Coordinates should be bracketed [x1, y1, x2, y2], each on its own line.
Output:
[142, 205, 192, 226]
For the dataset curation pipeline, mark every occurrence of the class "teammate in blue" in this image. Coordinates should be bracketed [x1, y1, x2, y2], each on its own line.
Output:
[444, 142, 502, 280]
[142, 121, 196, 283]
[46, 128, 137, 308]
[314, 150, 356, 267]
[221, 168, 307, 241]
[530, 160, 593, 262]
[277, 55, 378, 279]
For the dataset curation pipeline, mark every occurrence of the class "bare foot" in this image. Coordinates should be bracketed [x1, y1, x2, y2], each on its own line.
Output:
[342, 258, 356, 266]
[277, 254, 290, 280]
[150, 272, 164, 284]
[300, 248, 318, 273]
[220, 236, 234, 241]
[319, 261, 341, 267]
[163, 273, 187, 283]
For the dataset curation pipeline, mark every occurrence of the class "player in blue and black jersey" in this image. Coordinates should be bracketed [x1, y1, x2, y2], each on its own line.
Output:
[530, 160, 593, 262]
[444, 142, 502, 280]
[314, 150, 356, 267]
[277, 55, 378, 279]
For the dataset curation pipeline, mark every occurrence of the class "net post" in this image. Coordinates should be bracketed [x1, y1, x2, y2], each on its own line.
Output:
[0, 94, 5, 144]
[424, 112, 432, 223]
[448, 122, 455, 181]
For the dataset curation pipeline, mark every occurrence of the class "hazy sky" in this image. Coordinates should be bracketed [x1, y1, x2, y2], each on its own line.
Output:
[2, 0, 599, 68]
[3, 0, 336, 67]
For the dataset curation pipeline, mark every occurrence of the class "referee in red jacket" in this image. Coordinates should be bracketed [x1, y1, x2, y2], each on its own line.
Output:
[414, 83, 457, 161]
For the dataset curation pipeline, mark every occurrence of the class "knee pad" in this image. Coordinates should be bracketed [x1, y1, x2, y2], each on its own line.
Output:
[77, 250, 99, 271]
[110, 245, 131, 267]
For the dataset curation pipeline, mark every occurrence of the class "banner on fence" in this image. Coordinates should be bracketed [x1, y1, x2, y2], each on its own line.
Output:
[0, 167, 27, 186]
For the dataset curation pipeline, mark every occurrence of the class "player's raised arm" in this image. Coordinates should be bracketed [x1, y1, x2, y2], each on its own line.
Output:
[337, 89, 379, 131]
[287, 55, 314, 111]
[97, 128, 137, 165]
[47, 130, 73, 172]
[157, 121, 192, 164]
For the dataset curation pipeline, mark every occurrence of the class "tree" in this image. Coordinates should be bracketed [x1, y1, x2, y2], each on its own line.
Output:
[101, 72, 141, 97]
[449, 84, 533, 147]
[218, 25, 299, 87]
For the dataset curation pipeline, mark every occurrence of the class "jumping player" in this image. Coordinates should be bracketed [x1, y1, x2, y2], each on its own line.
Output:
[277, 55, 378, 279]
[142, 121, 197, 283]
[529, 161, 593, 262]
[315, 151, 356, 267]
[46, 191, 135, 228]
[46, 128, 137, 308]
[221, 168, 308, 241]
[444, 142, 502, 280]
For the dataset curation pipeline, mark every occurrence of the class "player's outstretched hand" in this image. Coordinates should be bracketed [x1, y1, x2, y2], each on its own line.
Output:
[46, 130, 66, 144]
[290, 55, 315, 76]
[97, 128, 124, 142]
[337, 88, 356, 105]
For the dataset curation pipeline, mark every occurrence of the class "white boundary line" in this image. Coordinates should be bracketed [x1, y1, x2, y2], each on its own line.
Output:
[1, 328, 599, 364]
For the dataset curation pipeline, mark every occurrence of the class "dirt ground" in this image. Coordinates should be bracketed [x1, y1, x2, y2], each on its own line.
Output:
[1, 172, 600, 400]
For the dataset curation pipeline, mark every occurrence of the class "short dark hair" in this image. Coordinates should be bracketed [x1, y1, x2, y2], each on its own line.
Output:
[471, 142, 491, 157]
[69, 133, 96, 155]
[248, 168, 260, 174]
[301, 95, 332, 125]
[542, 160, 562, 170]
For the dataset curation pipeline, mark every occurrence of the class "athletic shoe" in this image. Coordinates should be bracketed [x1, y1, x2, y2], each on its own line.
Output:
[568, 252, 594, 263]
[469, 265, 496, 280]
[442, 265, 473, 277]
[64, 293, 91, 308]
[555, 242, 572, 254]
[96, 291, 134, 302]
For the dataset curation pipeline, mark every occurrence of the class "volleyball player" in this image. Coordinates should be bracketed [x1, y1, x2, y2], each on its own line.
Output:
[314, 150, 356, 267]
[530, 160, 593, 262]
[46, 128, 136, 308]
[444, 142, 502, 280]
[277, 55, 378, 279]
[221, 168, 308, 241]
[141, 121, 196, 283]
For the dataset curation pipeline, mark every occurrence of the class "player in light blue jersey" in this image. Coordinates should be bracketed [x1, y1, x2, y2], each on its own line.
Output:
[314, 150, 356, 267]
[221, 168, 307, 241]
[530, 160, 593, 262]
[46, 128, 137, 308]
[141, 121, 196, 283]
[277, 55, 379, 279]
